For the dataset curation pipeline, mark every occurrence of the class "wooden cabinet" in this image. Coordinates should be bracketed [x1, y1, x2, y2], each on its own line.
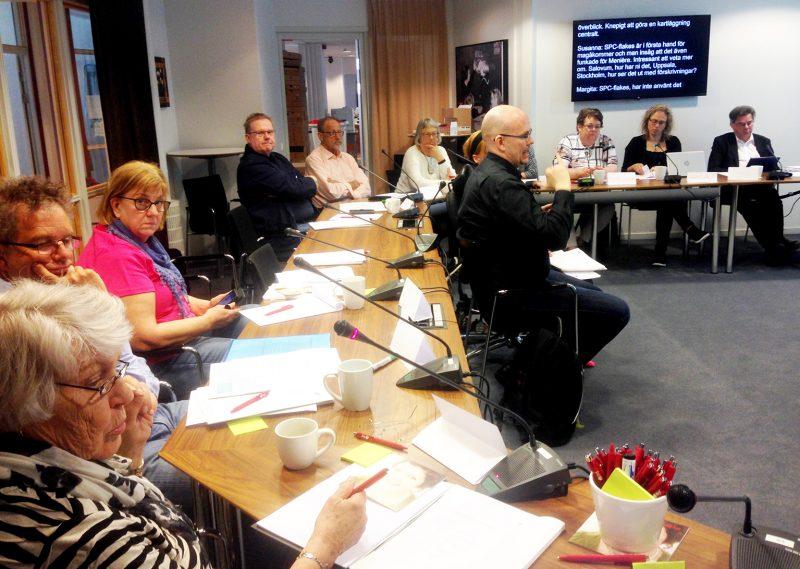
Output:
[283, 51, 308, 163]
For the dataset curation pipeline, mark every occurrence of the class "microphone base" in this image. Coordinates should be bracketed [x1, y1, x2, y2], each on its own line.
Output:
[395, 356, 462, 390]
[366, 278, 406, 301]
[664, 174, 683, 184]
[393, 207, 421, 219]
[415, 233, 437, 252]
[731, 526, 800, 569]
[477, 442, 570, 503]
[389, 251, 425, 268]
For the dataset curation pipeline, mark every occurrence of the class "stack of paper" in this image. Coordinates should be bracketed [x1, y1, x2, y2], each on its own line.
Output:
[294, 250, 366, 266]
[275, 266, 354, 287]
[239, 294, 343, 327]
[550, 248, 607, 280]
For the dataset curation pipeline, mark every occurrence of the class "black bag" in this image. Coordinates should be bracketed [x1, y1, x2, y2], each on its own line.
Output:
[496, 328, 583, 447]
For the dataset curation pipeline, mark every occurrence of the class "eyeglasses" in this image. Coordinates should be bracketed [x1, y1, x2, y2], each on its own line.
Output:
[498, 130, 533, 140]
[320, 130, 344, 136]
[56, 360, 129, 397]
[581, 123, 602, 130]
[118, 196, 171, 212]
[1, 235, 81, 255]
[420, 131, 439, 139]
[648, 118, 667, 126]
[247, 130, 274, 138]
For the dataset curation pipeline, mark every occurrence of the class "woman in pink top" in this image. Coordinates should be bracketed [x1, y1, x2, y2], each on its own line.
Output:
[79, 161, 242, 398]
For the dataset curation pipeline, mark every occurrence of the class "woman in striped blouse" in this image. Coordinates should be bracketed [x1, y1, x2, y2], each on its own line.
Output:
[0, 281, 365, 568]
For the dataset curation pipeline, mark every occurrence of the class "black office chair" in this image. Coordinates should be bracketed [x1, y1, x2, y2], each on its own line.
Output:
[183, 175, 236, 256]
[243, 242, 282, 303]
[227, 206, 264, 282]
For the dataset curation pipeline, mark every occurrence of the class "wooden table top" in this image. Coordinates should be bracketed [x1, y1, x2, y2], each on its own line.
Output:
[160, 206, 731, 567]
[532, 172, 800, 193]
[167, 147, 244, 159]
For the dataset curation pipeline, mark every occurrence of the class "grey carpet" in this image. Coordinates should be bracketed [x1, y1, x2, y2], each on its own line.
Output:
[476, 235, 800, 537]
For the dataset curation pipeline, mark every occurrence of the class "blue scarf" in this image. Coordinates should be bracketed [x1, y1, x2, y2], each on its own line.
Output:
[107, 220, 192, 318]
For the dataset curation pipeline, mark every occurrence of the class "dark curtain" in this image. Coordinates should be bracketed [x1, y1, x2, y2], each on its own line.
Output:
[88, 0, 159, 168]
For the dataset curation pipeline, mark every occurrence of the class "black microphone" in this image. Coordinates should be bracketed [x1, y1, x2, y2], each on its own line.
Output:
[334, 319, 571, 503]
[413, 180, 448, 252]
[358, 163, 422, 201]
[668, 484, 753, 536]
[382, 148, 423, 195]
[444, 146, 477, 166]
[655, 143, 684, 184]
[293, 257, 459, 390]
[322, 203, 425, 268]
[284, 228, 405, 301]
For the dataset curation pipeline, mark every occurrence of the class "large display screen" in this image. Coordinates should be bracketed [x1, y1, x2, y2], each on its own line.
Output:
[572, 15, 711, 102]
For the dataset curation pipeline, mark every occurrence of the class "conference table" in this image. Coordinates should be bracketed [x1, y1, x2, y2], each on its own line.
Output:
[533, 173, 800, 273]
[160, 206, 731, 568]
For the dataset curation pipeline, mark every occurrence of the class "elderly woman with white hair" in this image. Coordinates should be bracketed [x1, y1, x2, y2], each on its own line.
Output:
[396, 118, 456, 193]
[0, 281, 366, 567]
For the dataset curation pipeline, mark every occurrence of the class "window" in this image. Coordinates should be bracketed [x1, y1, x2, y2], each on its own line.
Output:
[1, 2, 45, 176]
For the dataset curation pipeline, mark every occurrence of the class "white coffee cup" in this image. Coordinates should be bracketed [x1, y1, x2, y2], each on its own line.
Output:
[324, 358, 373, 411]
[340, 275, 366, 309]
[592, 169, 607, 184]
[589, 476, 668, 553]
[652, 165, 667, 180]
[275, 417, 336, 470]
[385, 197, 402, 214]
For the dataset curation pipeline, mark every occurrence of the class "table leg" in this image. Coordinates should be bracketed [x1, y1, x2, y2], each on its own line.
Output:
[726, 186, 739, 273]
[591, 203, 598, 259]
[711, 195, 721, 273]
[206, 157, 216, 176]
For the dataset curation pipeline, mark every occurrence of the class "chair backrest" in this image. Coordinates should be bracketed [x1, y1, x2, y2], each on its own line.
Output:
[182, 175, 231, 236]
[227, 206, 263, 258]
[444, 163, 473, 261]
[245, 242, 281, 299]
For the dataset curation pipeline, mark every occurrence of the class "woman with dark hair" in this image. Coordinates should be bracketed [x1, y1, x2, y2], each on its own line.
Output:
[622, 104, 709, 266]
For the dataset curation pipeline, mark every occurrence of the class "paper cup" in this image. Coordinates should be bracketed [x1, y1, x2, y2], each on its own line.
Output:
[592, 169, 607, 184]
[652, 165, 667, 180]
[589, 475, 668, 553]
[341, 275, 366, 309]
[385, 197, 402, 213]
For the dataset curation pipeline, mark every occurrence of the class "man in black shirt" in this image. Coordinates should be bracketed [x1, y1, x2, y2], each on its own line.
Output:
[458, 105, 629, 364]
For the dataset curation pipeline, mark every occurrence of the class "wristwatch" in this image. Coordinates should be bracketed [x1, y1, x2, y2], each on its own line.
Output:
[297, 550, 329, 569]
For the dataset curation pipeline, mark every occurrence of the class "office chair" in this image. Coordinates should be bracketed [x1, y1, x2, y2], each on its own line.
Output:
[182, 175, 236, 256]
[243, 242, 282, 303]
[227, 206, 265, 296]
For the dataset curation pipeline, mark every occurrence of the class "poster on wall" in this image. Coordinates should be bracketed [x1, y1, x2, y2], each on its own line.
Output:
[455, 40, 508, 129]
[155, 57, 170, 108]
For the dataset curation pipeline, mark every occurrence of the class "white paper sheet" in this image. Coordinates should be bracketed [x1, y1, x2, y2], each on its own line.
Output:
[564, 271, 602, 280]
[549, 249, 607, 272]
[389, 319, 435, 372]
[398, 278, 432, 322]
[294, 250, 366, 266]
[275, 266, 355, 287]
[412, 396, 506, 484]
[330, 213, 383, 221]
[418, 184, 444, 201]
[185, 386, 317, 426]
[338, 201, 386, 213]
[240, 295, 342, 327]
[309, 218, 372, 230]
[605, 172, 638, 186]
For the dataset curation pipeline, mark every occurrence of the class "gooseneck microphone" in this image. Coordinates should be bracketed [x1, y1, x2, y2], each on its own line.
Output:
[333, 319, 571, 503]
[443, 146, 477, 166]
[382, 148, 422, 194]
[357, 163, 419, 199]
[655, 143, 683, 184]
[668, 484, 753, 536]
[413, 180, 448, 252]
[293, 257, 461, 390]
[284, 228, 405, 301]
[322, 203, 425, 268]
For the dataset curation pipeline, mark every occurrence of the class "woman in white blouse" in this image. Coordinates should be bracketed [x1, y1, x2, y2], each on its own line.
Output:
[396, 118, 456, 193]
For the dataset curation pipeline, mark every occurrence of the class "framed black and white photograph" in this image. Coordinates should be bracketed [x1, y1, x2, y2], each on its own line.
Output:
[155, 56, 170, 108]
[455, 40, 508, 128]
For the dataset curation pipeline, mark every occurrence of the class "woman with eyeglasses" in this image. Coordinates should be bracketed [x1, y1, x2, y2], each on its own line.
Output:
[0, 281, 367, 568]
[78, 161, 243, 398]
[622, 104, 709, 266]
[396, 118, 456, 193]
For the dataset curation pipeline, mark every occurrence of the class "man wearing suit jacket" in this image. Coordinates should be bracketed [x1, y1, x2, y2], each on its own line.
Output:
[707, 105, 798, 265]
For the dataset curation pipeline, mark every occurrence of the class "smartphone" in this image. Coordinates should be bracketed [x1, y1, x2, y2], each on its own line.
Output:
[397, 219, 419, 229]
[215, 290, 238, 308]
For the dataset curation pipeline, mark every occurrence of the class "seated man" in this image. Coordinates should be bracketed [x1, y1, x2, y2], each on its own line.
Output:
[458, 105, 629, 365]
[237, 112, 317, 260]
[305, 115, 371, 208]
[0, 176, 193, 516]
[707, 105, 798, 265]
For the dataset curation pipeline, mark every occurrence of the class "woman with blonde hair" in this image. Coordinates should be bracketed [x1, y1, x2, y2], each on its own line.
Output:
[78, 161, 243, 398]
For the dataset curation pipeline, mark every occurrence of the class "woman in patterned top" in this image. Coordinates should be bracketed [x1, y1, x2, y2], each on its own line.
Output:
[0, 281, 366, 568]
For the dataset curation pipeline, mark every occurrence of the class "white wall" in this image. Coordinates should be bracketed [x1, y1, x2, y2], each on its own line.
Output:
[450, 0, 800, 235]
[271, 0, 367, 28]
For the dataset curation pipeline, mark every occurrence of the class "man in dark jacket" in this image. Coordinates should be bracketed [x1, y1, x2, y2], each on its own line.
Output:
[237, 112, 317, 259]
[458, 104, 629, 364]
[707, 105, 798, 265]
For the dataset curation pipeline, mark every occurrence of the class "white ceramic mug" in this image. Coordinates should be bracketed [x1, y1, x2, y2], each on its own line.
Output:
[275, 417, 336, 470]
[589, 476, 668, 553]
[652, 165, 667, 180]
[592, 169, 607, 184]
[340, 275, 366, 309]
[324, 358, 373, 411]
[385, 197, 402, 214]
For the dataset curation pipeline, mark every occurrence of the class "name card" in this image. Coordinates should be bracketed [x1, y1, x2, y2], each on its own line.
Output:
[606, 172, 637, 186]
[686, 172, 718, 184]
[726, 166, 762, 181]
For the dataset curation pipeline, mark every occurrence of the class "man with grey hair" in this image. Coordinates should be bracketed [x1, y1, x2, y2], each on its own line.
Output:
[459, 104, 629, 364]
[0, 176, 193, 515]
[708, 105, 798, 265]
[305, 115, 370, 208]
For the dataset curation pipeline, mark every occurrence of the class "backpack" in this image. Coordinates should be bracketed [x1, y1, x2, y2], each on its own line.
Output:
[495, 328, 584, 447]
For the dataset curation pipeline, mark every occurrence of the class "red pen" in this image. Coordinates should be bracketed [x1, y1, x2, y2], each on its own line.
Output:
[347, 467, 389, 498]
[230, 390, 270, 413]
[558, 553, 648, 565]
[354, 432, 407, 451]
[264, 304, 293, 317]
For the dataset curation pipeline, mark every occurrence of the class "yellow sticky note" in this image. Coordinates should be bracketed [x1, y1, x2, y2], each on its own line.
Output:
[365, 287, 376, 295]
[341, 442, 393, 467]
[228, 416, 269, 436]
[602, 468, 655, 501]
[633, 562, 685, 569]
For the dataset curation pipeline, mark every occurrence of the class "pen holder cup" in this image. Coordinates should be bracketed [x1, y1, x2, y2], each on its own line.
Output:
[589, 476, 668, 553]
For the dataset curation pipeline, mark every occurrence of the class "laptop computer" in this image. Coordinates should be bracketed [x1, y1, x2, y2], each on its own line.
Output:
[747, 156, 779, 172]
[666, 151, 706, 176]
